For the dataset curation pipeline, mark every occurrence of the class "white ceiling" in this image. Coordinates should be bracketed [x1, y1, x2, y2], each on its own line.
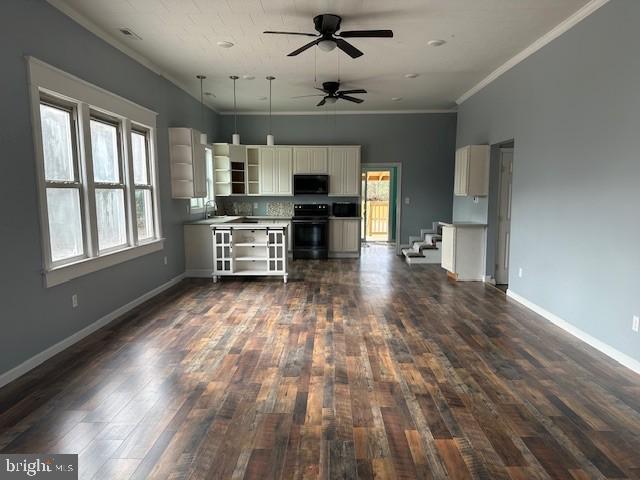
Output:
[49, 0, 590, 112]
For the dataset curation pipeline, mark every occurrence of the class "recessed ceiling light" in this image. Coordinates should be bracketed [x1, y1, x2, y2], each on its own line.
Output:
[427, 39, 446, 47]
[217, 41, 234, 48]
[404, 73, 419, 79]
[391, 97, 402, 101]
[118, 28, 142, 40]
[243, 75, 255, 80]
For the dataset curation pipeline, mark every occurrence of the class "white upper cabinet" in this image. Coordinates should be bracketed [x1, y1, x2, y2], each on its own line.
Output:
[328, 146, 360, 196]
[169, 127, 206, 199]
[293, 147, 328, 174]
[259, 146, 292, 196]
[454, 145, 490, 196]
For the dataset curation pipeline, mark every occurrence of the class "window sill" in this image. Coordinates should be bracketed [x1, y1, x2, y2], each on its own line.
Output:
[44, 239, 165, 288]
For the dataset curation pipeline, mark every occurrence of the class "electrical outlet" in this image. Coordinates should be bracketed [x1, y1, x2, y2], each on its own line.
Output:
[253, 203, 258, 209]
[473, 196, 480, 204]
[633, 315, 639, 333]
[72, 294, 78, 308]
[518, 267, 523, 278]
[163, 256, 168, 265]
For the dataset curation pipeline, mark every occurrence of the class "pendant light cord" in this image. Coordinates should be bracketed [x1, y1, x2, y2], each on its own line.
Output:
[269, 79, 272, 134]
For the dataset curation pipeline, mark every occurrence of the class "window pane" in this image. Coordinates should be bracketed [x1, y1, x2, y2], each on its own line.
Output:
[95, 188, 127, 250]
[131, 131, 148, 185]
[46, 188, 83, 261]
[91, 120, 120, 183]
[190, 198, 203, 209]
[135, 189, 154, 240]
[40, 104, 75, 181]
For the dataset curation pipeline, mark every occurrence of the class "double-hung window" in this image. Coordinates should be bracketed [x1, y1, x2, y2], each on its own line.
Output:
[40, 99, 85, 264]
[29, 57, 162, 287]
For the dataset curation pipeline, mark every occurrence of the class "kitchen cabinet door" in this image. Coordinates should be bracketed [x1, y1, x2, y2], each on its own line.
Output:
[276, 147, 292, 195]
[342, 147, 360, 196]
[259, 147, 276, 195]
[328, 148, 345, 195]
[329, 147, 360, 196]
[310, 148, 328, 173]
[293, 147, 311, 174]
[441, 226, 456, 272]
[342, 219, 360, 252]
[329, 219, 343, 252]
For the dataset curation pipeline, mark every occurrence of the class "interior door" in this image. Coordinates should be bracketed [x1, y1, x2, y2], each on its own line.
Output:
[495, 148, 514, 284]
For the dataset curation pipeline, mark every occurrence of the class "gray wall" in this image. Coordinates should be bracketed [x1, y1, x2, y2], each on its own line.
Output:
[0, 0, 218, 376]
[456, 0, 640, 362]
[218, 113, 457, 244]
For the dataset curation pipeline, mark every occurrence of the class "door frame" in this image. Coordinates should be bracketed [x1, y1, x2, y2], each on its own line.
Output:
[361, 162, 402, 255]
[495, 147, 514, 284]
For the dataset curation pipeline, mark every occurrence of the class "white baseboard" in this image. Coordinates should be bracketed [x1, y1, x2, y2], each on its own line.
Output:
[0, 273, 185, 389]
[506, 289, 640, 375]
[185, 269, 213, 278]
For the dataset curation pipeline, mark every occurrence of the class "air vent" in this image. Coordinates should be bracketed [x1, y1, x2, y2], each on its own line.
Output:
[118, 28, 142, 40]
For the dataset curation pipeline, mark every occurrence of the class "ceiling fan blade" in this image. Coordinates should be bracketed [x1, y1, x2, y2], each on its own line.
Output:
[338, 94, 364, 104]
[317, 98, 327, 107]
[334, 38, 364, 58]
[292, 94, 325, 99]
[315, 87, 330, 94]
[287, 38, 322, 56]
[338, 89, 367, 95]
[338, 29, 394, 38]
[263, 31, 318, 37]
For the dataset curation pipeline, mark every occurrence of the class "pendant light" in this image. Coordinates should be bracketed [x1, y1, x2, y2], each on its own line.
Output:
[196, 75, 207, 144]
[266, 76, 275, 145]
[230, 75, 240, 145]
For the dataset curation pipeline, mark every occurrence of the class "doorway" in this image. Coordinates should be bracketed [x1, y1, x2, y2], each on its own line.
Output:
[362, 170, 392, 242]
[360, 163, 401, 253]
[495, 148, 513, 288]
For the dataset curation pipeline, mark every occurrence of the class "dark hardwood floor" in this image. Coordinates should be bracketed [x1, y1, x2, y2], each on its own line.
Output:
[1, 244, 639, 479]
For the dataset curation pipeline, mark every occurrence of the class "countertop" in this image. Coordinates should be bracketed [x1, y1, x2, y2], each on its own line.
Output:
[208, 222, 290, 229]
[184, 215, 292, 226]
[439, 221, 487, 227]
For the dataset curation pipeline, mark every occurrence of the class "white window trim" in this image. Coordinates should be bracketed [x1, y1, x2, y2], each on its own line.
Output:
[26, 57, 164, 288]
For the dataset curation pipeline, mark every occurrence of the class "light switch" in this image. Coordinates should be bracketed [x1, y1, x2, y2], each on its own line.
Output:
[404, 197, 410, 205]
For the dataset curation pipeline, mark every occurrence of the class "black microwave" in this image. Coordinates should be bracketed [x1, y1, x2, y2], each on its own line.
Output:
[332, 202, 359, 217]
[293, 174, 329, 195]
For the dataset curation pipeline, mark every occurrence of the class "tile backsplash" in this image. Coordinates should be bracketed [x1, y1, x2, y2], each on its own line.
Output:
[218, 196, 358, 217]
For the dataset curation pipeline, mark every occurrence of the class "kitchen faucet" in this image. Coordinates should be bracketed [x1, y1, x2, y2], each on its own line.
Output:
[203, 200, 217, 219]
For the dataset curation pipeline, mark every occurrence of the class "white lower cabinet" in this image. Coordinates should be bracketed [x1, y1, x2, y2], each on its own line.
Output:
[329, 218, 360, 257]
[440, 224, 486, 281]
[259, 147, 292, 195]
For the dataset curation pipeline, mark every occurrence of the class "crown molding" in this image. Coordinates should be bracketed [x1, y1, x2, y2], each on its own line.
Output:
[45, 0, 219, 113]
[456, 0, 610, 105]
[219, 109, 457, 116]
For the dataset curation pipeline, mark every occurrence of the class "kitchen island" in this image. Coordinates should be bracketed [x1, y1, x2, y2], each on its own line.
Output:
[184, 217, 288, 282]
[212, 222, 288, 283]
